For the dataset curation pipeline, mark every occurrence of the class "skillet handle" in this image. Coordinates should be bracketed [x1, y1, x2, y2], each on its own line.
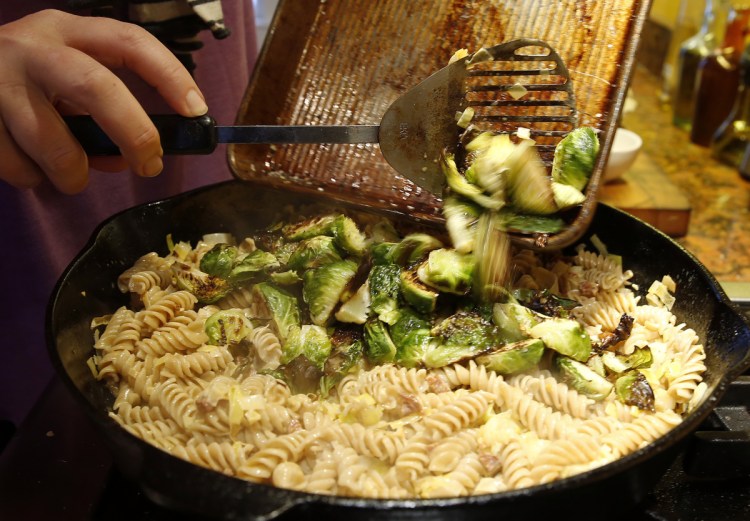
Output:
[63, 114, 218, 155]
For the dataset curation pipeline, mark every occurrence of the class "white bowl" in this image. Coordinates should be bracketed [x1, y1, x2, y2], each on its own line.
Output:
[604, 127, 642, 182]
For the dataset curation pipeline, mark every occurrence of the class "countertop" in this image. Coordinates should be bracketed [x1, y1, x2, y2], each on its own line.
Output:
[619, 66, 750, 285]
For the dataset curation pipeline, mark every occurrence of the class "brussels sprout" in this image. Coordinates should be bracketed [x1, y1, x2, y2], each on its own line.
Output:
[390, 308, 433, 368]
[279, 354, 325, 395]
[622, 346, 653, 370]
[443, 195, 482, 253]
[552, 181, 586, 210]
[363, 319, 397, 364]
[389, 233, 444, 267]
[442, 153, 505, 210]
[282, 214, 337, 241]
[320, 337, 365, 396]
[303, 259, 359, 326]
[556, 356, 614, 401]
[252, 282, 300, 341]
[287, 236, 343, 271]
[369, 263, 401, 323]
[335, 280, 371, 324]
[282, 324, 332, 369]
[417, 248, 475, 295]
[551, 127, 600, 191]
[475, 338, 545, 374]
[615, 371, 655, 411]
[204, 309, 251, 346]
[199, 244, 238, 278]
[493, 302, 544, 342]
[425, 311, 499, 368]
[270, 270, 302, 285]
[596, 314, 635, 351]
[370, 241, 399, 265]
[172, 262, 231, 304]
[467, 133, 514, 197]
[228, 249, 280, 283]
[513, 288, 580, 318]
[472, 212, 511, 302]
[332, 215, 367, 255]
[271, 241, 299, 267]
[369, 218, 401, 243]
[496, 211, 565, 235]
[529, 318, 592, 362]
[587, 354, 606, 377]
[400, 269, 439, 315]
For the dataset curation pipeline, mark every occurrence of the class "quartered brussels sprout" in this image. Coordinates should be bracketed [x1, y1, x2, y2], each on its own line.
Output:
[615, 370, 655, 411]
[332, 215, 367, 256]
[172, 261, 231, 304]
[551, 126, 600, 191]
[493, 302, 544, 342]
[282, 214, 337, 241]
[228, 249, 279, 283]
[442, 152, 504, 210]
[442, 195, 482, 254]
[204, 309, 251, 346]
[286, 236, 343, 271]
[475, 338, 545, 375]
[199, 244, 238, 278]
[368, 263, 401, 324]
[363, 319, 397, 364]
[529, 317, 592, 362]
[269, 270, 302, 285]
[335, 280, 371, 324]
[303, 259, 359, 326]
[252, 282, 300, 341]
[400, 268, 439, 315]
[425, 311, 499, 368]
[282, 324, 332, 370]
[320, 330, 365, 395]
[386, 233, 444, 267]
[417, 248, 475, 295]
[556, 356, 614, 401]
[389, 308, 432, 368]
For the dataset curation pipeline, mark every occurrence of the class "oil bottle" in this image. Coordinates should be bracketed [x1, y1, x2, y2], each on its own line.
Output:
[711, 42, 750, 170]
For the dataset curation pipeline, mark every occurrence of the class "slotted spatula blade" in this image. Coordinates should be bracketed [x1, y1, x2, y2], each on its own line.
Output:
[66, 39, 576, 197]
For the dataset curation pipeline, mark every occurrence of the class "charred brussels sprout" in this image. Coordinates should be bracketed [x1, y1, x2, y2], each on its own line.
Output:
[513, 288, 580, 318]
[551, 126, 599, 192]
[529, 318, 592, 362]
[228, 250, 279, 283]
[199, 244, 238, 278]
[556, 356, 614, 401]
[386, 233, 444, 267]
[475, 338, 545, 375]
[282, 214, 337, 241]
[282, 324, 332, 370]
[425, 311, 499, 368]
[368, 263, 401, 324]
[303, 259, 359, 326]
[204, 309, 251, 345]
[320, 329, 365, 395]
[615, 371, 655, 411]
[400, 269, 439, 315]
[252, 283, 300, 341]
[417, 248, 475, 295]
[363, 319, 397, 364]
[390, 309, 432, 368]
[287, 236, 343, 271]
[172, 262, 231, 304]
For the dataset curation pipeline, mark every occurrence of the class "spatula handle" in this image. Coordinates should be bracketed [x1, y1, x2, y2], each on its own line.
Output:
[64, 114, 218, 155]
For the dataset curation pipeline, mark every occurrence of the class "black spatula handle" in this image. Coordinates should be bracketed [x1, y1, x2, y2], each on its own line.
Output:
[63, 114, 218, 155]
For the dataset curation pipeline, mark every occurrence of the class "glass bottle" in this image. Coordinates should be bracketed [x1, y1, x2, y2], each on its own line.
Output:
[672, 0, 729, 131]
[661, 0, 699, 103]
[690, 4, 750, 146]
[711, 43, 750, 169]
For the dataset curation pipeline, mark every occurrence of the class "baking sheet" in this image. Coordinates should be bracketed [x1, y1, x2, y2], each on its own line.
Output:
[228, 0, 650, 225]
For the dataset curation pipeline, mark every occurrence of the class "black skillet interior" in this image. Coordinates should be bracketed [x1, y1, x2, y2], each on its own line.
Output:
[47, 180, 750, 521]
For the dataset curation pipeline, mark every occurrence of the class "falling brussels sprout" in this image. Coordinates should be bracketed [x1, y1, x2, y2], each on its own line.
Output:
[204, 309, 252, 346]
[551, 126, 600, 191]
[443, 195, 482, 254]
[303, 259, 359, 326]
[442, 153, 504, 210]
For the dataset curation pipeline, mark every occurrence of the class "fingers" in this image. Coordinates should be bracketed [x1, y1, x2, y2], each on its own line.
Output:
[53, 12, 208, 117]
[0, 117, 45, 190]
[1, 85, 89, 193]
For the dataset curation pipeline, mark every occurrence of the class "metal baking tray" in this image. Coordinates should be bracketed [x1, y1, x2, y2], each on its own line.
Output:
[228, 0, 650, 247]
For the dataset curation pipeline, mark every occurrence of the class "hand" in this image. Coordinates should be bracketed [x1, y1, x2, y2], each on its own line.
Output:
[0, 9, 209, 193]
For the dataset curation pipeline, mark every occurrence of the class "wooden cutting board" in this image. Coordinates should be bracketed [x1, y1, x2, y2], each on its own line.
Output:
[598, 152, 691, 237]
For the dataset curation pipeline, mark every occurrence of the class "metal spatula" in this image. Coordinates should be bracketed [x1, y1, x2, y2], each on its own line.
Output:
[66, 38, 576, 195]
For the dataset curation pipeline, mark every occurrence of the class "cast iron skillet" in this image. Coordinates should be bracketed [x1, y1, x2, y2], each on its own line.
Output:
[47, 180, 750, 521]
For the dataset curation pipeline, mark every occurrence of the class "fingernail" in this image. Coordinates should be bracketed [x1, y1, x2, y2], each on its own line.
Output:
[142, 155, 163, 177]
[186, 89, 208, 116]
